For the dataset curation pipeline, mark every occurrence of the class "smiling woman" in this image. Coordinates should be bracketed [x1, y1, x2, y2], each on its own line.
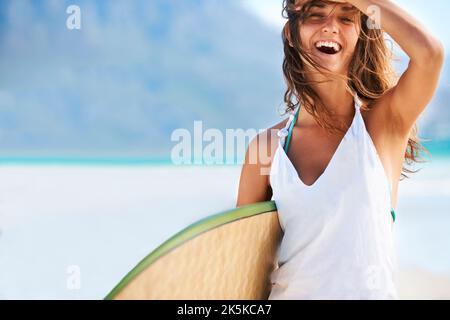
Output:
[236, 0, 444, 300]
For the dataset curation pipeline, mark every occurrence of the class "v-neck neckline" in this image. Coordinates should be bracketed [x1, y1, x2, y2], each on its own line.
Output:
[278, 104, 360, 189]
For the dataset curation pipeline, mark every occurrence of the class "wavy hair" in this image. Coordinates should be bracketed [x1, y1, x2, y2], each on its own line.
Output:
[280, 0, 429, 180]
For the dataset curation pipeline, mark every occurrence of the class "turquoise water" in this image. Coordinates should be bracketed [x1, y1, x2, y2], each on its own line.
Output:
[420, 140, 450, 158]
[0, 157, 172, 166]
[0, 140, 448, 166]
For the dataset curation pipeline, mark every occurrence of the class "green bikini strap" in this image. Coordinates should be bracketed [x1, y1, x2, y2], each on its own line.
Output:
[391, 208, 396, 223]
[284, 106, 300, 154]
[388, 182, 396, 223]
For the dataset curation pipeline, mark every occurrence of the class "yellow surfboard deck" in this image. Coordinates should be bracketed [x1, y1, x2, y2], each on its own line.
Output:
[105, 201, 282, 300]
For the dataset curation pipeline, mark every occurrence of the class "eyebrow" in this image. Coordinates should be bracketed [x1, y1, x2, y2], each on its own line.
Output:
[310, 1, 357, 12]
[309, 1, 326, 9]
[341, 5, 358, 12]
[342, 5, 353, 10]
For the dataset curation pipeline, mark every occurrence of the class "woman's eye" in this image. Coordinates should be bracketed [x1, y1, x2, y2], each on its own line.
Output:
[307, 13, 326, 21]
[305, 13, 354, 24]
[340, 17, 354, 23]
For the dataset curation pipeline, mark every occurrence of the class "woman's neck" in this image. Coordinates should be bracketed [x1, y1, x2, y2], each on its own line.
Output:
[316, 83, 354, 114]
[299, 77, 356, 127]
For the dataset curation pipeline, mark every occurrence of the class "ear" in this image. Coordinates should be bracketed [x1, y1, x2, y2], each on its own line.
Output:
[284, 23, 294, 48]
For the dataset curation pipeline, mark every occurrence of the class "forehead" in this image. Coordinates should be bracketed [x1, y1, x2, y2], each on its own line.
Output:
[308, 0, 357, 13]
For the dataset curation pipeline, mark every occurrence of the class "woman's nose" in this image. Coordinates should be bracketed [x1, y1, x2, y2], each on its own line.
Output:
[321, 17, 339, 34]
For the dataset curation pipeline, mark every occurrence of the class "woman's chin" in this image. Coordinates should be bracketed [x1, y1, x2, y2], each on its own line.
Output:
[312, 58, 345, 74]
[309, 51, 346, 74]
[322, 63, 345, 74]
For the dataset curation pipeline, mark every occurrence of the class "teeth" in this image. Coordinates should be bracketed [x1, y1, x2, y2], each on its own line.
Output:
[315, 41, 340, 51]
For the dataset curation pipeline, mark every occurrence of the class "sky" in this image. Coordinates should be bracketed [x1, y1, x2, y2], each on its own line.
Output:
[0, 0, 448, 156]
[241, 0, 450, 50]
[0, 0, 291, 156]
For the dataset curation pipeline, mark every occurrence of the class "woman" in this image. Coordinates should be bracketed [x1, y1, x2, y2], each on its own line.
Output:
[236, 0, 444, 299]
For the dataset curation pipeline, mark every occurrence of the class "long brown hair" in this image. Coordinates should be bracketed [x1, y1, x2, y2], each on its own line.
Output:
[281, 0, 429, 180]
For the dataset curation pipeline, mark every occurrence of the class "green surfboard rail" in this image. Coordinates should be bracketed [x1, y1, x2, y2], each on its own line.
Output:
[104, 200, 278, 300]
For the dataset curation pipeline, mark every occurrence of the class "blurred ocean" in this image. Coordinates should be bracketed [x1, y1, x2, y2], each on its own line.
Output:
[0, 153, 449, 299]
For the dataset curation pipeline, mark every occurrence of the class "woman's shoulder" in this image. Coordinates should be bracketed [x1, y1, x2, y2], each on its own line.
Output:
[246, 117, 289, 168]
[237, 117, 289, 206]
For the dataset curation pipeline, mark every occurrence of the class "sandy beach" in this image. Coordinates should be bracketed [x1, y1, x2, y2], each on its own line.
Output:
[396, 267, 450, 299]
[0, 161, 449, 299]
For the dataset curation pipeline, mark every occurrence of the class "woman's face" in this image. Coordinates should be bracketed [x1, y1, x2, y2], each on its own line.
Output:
[298, 1, 361, 74]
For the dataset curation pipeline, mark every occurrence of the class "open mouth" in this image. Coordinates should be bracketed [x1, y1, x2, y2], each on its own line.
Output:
[314, 40, 342, 55]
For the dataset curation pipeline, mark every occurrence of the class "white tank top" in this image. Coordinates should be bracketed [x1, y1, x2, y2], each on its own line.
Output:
[268, 92, 399, 299]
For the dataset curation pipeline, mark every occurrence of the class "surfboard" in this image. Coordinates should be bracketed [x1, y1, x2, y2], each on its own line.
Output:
[105, 201, 282, 300]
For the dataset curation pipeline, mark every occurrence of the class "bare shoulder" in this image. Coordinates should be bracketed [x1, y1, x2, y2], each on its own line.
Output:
[236, 117, 288, 207]
[247, 117, 289, 171]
